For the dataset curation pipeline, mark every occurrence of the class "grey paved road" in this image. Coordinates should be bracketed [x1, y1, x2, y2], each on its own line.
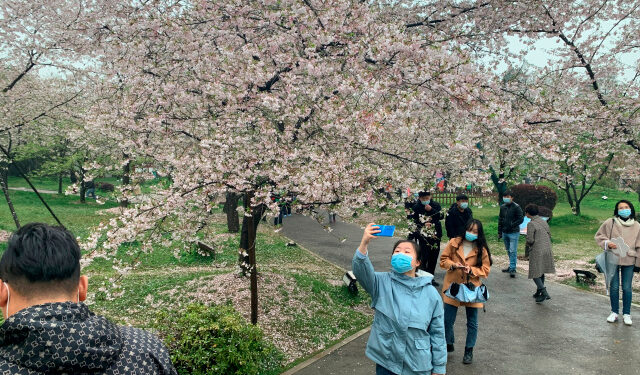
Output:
[282, 213, 640, 375]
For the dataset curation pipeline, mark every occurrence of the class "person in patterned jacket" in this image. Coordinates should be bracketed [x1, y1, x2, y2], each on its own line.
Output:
[0, 223, 177, 375]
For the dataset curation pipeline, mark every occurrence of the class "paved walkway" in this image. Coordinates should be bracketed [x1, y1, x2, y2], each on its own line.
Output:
[8, 187, 58, 194]
[282, 213, 640, 375]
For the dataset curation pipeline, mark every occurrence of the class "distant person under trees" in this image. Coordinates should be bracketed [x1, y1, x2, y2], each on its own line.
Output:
[445, 194, 473, 240]
[408, 191, 444, 285]
[85, 179, 96, 199]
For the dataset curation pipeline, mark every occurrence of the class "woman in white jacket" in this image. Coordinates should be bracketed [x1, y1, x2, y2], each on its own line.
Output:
[595, 200, 640, 326]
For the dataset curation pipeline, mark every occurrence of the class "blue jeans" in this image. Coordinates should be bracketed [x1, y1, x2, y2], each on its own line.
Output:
[375, 364, 396, 375]
[610, 265, 634, 315]
[444, 303, 479, 348]
[503, 232, 520, 270]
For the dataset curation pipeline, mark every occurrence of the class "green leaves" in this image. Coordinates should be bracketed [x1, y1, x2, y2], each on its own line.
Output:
[155, 303, 284, 375]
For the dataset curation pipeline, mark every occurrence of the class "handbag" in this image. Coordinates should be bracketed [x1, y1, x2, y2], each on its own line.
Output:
[444, 273, 489, 304]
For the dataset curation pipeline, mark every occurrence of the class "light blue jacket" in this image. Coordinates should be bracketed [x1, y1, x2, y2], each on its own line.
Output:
[353, 250, 447, 375]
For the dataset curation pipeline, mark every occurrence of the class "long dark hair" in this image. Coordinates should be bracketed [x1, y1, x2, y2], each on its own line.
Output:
[614, 200, 636, 220]
[464, 219, 493, 267]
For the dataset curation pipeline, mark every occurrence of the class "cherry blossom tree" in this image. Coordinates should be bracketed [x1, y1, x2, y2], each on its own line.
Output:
[403, 1, 639, 208]
[83, 0, 499, 323]
[0, 1, 110, 224]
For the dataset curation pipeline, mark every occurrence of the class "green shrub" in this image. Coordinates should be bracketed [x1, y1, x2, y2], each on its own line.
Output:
[511, 184, 558, 211]
[156, 303, 284, 375]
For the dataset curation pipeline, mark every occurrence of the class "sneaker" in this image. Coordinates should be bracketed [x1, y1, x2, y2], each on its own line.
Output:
[623, 314, 632, 326]
[607, 312, 618, 323]
[447, 344, 454, 353]
[501, 267, 511, 273]
[510, 269, 516, 278]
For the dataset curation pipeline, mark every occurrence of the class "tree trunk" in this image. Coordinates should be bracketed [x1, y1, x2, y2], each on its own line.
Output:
[69, 169, 77, 183]
[0, 169, 20, 229]
[223, 191, 240, 233]
[79, 179, 86, 203]
[490, 170, 507, 203]
[58, 173, 63, 194]
[238, 203, 266, 275]
[120, 158, 131, 208]
[563, 187, 576, 214]
[247, 197, 258, 325]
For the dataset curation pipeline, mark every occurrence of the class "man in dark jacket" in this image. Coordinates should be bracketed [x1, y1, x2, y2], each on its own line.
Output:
[408, 191, 444, 284]
[498, 190, 524, 278]
[0, 223, 177, 375]
[445, 194, 473, 239]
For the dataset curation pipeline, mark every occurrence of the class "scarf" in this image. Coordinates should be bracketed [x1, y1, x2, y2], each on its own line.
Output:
[614, 216, 636, 227]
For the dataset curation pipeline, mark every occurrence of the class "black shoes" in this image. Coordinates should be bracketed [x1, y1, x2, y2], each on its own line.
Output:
[503, 267, 516, 277]
[535, 288, 551, 303]
[533, 289, 542, 298]
[463, 347, 473, 364]
[447, 344, 454, 352]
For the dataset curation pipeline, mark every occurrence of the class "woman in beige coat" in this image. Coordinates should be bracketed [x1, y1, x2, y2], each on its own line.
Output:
[594, 200, 640, 326]
[524, 204, 555, 303]
[440, 219, 492, 365]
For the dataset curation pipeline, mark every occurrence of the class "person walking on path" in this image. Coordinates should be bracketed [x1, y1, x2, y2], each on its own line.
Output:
[498, 190, 524, 278]
[524, 204, 555, 303]
[352, 223, 447, 375]
[439, 219, 492, 365]
[408, 191, 444, 285]
[445, 194, 473, 240]
[595, 200, 640, 326]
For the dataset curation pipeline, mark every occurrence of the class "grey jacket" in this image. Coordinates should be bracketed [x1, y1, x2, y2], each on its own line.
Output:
[525, 216, 555, 279]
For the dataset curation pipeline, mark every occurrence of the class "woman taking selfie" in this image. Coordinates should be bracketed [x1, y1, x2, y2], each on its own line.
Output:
[352, 223, 446, 375]
[595, 200, 640, 326]
[440, 219, 492, 365]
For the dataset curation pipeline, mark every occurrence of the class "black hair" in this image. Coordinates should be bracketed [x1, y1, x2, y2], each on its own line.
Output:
[391, 240, 421, 268]
[524, 203, 539, 216]
[464, 219, 493, 267]
[614, 200, 636, 220]
[456, 194, 469, 201]
[0, 223, 81, 296]
[418, 191, 431, 197]
[503, 190, 513, 197]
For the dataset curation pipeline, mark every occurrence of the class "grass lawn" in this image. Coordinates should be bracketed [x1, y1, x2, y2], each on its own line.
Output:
[7, 175, 121, 193]
[0, 182, 372, 372]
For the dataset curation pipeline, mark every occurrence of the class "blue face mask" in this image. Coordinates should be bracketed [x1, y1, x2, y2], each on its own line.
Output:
[421, 200, 430, 205]
[391, 253, 414, 274]
[503, 197, 511, 204]
[618, 208, 632, 218]
[460, 202, 469, 209]
[465, 232, 478, 241]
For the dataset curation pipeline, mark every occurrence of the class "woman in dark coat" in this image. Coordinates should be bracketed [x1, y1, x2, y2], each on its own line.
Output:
[525, 204, 555, 303]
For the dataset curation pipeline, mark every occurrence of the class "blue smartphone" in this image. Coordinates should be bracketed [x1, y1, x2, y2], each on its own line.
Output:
[373, 225, 395, 237]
